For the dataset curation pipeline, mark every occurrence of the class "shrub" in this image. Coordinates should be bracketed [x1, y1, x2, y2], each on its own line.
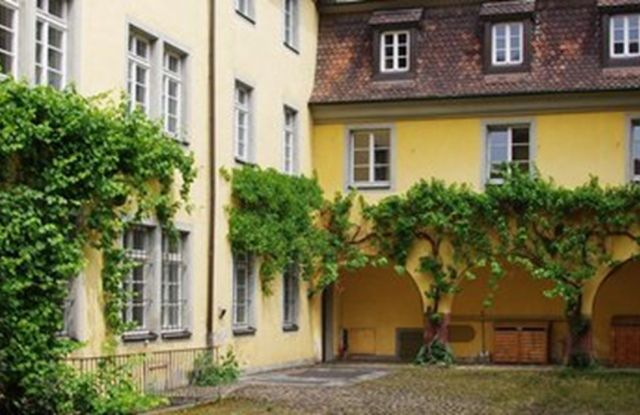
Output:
[189, 349, 240, 387]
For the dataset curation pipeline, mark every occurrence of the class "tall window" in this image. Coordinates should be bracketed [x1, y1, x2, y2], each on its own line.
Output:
[123, 226, 153, 331]
[492, 22, 523, 66]
[350, 129, 391, 188]
[163, 51, 183, 138]
[611, 14, 640, 58]
[283, 107, 297, 174]
[486, 125, 531, 183]
[380, 31, 409, 73]
[128, 33, 151, 114]
[161, 231, 187, 332]
[233, 253, 254, 332]
[234, 82, 252, 162]
[284, 0, 299, 49]
[235, 0, 254, 20]
[36, 0, 67, 89]
[282, 264, 299, 330]
[632, 120, 640, 182]
[0, 1, 17, 76]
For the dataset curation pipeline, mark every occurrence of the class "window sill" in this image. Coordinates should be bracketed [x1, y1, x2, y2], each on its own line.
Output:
[284, 42, 300, 55]
[235, 157, 256, 166]
[233, 327, 257, 337]
[161, 330, 192, 340]
[484, 64, 530, 75]
[122, 331, 158, 343]
[349, 182, 391, 191]
[236, 10, 255, 25]
[283, 324, 299, 333]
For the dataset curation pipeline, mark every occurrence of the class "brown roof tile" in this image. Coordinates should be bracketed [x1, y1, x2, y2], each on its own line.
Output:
[597, 0, 640, 7]
[311, 0, 640, 104]
[480, 0, 536, 17]
[369, 8, 424, 25]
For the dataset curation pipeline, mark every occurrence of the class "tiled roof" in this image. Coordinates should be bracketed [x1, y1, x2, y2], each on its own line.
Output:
[310, 0, 640, 104]
[369, 8, 423, 25]
[597, 0, 640, 7]
[480, 0, 536, 17]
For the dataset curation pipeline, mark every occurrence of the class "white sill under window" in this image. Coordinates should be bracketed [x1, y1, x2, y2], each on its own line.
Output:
[350, 181, 391, 190]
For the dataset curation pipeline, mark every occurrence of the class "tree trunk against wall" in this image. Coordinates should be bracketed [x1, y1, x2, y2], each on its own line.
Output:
[565, 294, 593, 368]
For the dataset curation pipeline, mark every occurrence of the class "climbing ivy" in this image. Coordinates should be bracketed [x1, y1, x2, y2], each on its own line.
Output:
[487, 169, 640, 367]
[224, 166, 370, 293]
[227, 166, 640, 368]
[0, 79, 195, 413]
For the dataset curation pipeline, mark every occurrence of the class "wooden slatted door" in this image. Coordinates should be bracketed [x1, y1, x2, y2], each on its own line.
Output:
[493, 322, 549, 364]
[612, 317, 640, 367]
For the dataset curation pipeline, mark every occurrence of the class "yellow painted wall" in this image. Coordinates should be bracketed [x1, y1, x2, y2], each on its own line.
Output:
[313, 111, 632, 194]
[313, 110, 637, 362]
[336, 266, 424, 358]
[592, 260, 640, 363]
[212, 0, 321, 371]
[72, 0, 211, 357]
[450, 266, 566, 362]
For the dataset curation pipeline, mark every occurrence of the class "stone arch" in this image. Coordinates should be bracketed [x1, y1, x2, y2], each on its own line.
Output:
[591, 258, 640, 365]
[333, 265, 425, 360]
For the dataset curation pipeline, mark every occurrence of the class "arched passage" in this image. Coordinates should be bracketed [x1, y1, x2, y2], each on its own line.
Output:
[450, 265, 566, 364]
[331, 266, 425, 361]
[592, 259, 640, 366]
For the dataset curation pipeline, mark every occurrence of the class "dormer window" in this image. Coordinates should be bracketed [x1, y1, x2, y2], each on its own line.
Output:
[368, 7, 422, 79]
[480, 0, 534, 74]
[492, 22, 524, 66]
[380, 30, 410, 73]
[610, 14, 640, 59]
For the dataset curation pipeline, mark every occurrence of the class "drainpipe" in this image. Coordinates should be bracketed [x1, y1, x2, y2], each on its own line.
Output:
[206, 0, 216, 349]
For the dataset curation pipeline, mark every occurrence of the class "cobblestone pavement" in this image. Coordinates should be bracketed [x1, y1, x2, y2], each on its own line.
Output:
[222, 364, 640, 415]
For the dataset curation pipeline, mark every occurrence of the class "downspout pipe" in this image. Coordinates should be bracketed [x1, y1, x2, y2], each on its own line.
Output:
[206, 0, 216, 349]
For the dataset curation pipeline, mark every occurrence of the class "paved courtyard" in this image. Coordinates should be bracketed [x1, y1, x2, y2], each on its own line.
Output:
[169, 364, 640, 415]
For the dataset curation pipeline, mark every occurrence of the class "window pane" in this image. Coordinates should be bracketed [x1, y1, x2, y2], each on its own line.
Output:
[353, 167, 369, 182]
[512, 127, 529, 144]
[488, 129, 509, 163]
[512, 145, 529, 162]
[0, 28, 12, 53]
[353, 150, 369, 165]
[0, 6, 13, 30]
[49, 27, 63, 48]
[374, 149, 389, 164]
[0, 53, 10, 74]
[49, 0, 64, 18]
[374, 167, 389, 182]
[353, 132, 369, 149]
[374, 131, 390, 147]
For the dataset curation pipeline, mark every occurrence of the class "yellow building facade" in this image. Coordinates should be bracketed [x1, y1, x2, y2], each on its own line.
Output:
[310, 0, 640, 366]
[10, 0, 640, 379]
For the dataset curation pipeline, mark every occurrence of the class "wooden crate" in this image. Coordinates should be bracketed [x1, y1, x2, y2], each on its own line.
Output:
[493, 322, 549, 364]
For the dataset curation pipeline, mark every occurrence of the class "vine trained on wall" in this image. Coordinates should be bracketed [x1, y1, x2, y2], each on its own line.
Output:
[0, 79, 195, 414]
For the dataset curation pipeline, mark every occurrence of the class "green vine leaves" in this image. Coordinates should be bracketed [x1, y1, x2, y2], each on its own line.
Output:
[0, 79, 195, 413]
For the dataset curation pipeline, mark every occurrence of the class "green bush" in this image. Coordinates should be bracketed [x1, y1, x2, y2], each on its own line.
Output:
[190, 349, 240, 387]
[415, 339, 455, 367]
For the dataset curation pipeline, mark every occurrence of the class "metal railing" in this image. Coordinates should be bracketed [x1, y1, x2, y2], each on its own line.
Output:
[66, 346, 219, 393]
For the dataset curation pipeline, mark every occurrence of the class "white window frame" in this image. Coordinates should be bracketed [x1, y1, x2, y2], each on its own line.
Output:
[491, 22, 524, 66]
[162, 48, 184, 140]
[234, 81, 253, 162]
[232, 253, 255, 332]
[283, 106, 298, 174]
[485, 124, 532, 184]
[349, 128, 392, 189]
[631, 119, 640, 183]
[282, 264, 299, 330]
[610, 14, 640, 59]
[0, 0, 18, 77]
[380, 30, 410, 73]
[161, 231, 189, 333]
[122, 225, 155, 333]
[235, 0, 254, 21]
[35, 0, 68, 89]
[284, 0, 299, 50]
[127, 32, 151, 114]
